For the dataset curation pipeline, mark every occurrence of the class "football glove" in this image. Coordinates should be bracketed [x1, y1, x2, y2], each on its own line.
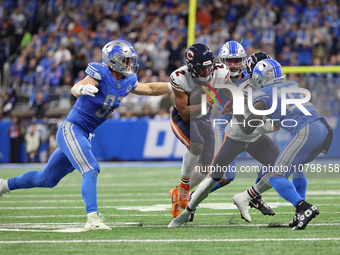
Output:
[79, 84, 98, 97]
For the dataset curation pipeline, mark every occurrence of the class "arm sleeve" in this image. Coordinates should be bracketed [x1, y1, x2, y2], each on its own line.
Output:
[85, 63, 103, 81]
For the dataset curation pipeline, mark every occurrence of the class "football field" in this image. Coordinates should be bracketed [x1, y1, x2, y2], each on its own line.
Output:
[1, 162, 340, 255]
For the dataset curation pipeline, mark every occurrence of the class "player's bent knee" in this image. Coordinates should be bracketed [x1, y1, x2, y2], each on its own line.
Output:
[189, 143, 204, 156]
[219, 178, 232, 187]
[211, 171, 224, 182]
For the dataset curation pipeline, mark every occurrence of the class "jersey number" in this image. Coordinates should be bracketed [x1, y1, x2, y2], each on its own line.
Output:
[175, 70, 186, 77]
[95, 94, 116, 118]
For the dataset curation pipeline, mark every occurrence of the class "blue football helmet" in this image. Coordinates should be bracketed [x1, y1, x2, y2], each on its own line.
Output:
[185, 43, 215, 83]
[251, 59, 284, 90]
[218, 41, 247, 77]
[102, 40, 139, 76]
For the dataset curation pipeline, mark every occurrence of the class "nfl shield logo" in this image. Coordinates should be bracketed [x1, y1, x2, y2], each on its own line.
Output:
[266, 71, 273, 76]
[117, 84, 121, 89]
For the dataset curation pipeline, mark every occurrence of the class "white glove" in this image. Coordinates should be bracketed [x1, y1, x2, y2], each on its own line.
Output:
[78, 84, 98, 97]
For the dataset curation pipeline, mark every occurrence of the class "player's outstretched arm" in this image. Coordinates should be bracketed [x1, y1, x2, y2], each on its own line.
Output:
[131, 82, 171, 96]
[71, 76, 99, 98]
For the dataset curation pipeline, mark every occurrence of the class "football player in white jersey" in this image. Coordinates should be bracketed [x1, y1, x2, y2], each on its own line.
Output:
[210, 45, 276, 216]
[168, 43, 233, 218]
[168, 48, 282, 227]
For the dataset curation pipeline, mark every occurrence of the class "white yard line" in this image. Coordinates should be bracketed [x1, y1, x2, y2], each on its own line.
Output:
[0, 222, 340, 230]
[1, 237, 340, 243]
[1, 195, 340, 204]
[2, 211, 340, 219]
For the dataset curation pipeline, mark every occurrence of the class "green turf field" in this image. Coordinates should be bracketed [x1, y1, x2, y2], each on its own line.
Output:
[1, 164, 340, 255]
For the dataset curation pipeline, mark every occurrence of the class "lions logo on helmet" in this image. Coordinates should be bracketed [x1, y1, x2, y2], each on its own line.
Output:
[251, 59, 284, 90]
[218, 41, 247, 77]
[102, 40, 139, 76]
[185, 43, 215, 84]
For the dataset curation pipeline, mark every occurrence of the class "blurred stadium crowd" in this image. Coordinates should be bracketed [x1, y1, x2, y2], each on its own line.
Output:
[1, 0, 340, 162]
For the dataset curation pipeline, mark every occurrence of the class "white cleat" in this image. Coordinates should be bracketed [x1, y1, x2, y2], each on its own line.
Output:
[0, 179, 10, 198]
[233, 192, 252, 222]
[84, 212, 112, 230]
[168, 209, 191, 228]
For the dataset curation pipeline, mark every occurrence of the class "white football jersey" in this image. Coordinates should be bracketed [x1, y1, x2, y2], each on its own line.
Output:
[169, 63, 232, 119]
[225, 79, 265, 142]
[169, 63, 232, 94]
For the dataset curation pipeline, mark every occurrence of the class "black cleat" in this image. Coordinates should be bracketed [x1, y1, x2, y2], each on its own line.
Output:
[292, 204, 319, 230]
[288, 213, 298, 227]
[249, 195, 275, 216]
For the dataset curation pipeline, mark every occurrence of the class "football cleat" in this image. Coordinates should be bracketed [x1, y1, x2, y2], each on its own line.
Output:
[84, 212, 112, 230]
[168, 209, 191, 228]
[0, 179, 10, 198]
[292, 204, 319, 230]
[168, 188, 181, 218]
[249, 195, 275, 216]
[177, 183, 190, 209]
[288, 213, 299, 227]
[233, 192, 252, 222]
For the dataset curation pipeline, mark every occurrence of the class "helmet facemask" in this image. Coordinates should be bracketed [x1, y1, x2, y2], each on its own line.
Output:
[221, 56, 246, 77]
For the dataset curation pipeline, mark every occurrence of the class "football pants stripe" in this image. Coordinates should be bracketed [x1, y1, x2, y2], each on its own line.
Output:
[275, 124, 309, 171]
[211, 134, 228, 166]
[69, 123, 94, 173]
[62, 122, 84, 174]
[170, 113, 190, 148]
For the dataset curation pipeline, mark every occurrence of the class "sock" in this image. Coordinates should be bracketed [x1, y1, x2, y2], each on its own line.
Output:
[188, 170, 206, 189]
[82, 170, 98, 214]
[210, 182, 221, 193]
[180, 150, 199, 184]
[253, 173, 272, 194]
[293, 177, 307, 200]
[187, 177, 217, 210]
[181, 176, 190, 185]
[8, 171, 47, 190]
[269, 176, 303, 207]
[246, 186, 260, 199]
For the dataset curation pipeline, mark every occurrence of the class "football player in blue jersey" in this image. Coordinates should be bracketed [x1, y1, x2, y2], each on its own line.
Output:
[232, 59, 333, 230]
[0, 40, 171, 230]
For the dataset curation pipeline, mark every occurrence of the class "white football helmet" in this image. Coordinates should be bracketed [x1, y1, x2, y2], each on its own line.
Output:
[218, 41, 247, 77]
[251, 59, 284, 90]
[102, 40, 139, 76]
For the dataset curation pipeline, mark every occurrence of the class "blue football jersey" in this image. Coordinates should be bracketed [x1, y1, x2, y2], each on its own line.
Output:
[252, 80, 322, 134]
[66, 62, 138, 134]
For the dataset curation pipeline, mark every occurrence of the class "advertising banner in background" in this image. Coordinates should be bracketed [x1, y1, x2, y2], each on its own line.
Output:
[0, 117, 339, 163]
